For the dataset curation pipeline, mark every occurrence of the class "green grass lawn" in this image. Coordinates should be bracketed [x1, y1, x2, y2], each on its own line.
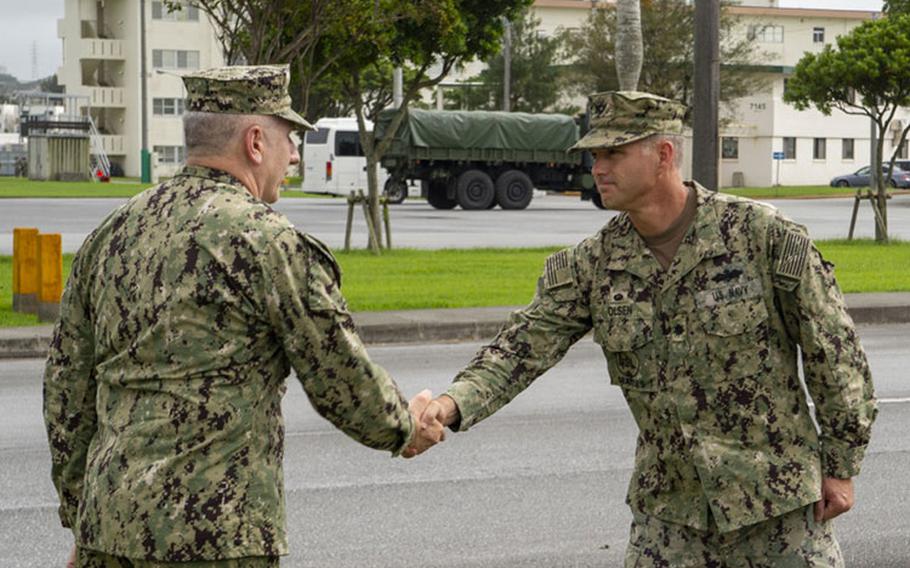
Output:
[2, 240, 908, 327]
[720, 186, 908, 199]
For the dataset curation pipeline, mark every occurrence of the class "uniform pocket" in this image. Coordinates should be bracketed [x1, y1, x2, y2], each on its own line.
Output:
[698, 295, 769, 379]
[594, 303, 656, 391]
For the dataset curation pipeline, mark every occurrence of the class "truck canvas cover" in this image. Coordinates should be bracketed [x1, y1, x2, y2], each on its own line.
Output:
[381, 109, 579, 152]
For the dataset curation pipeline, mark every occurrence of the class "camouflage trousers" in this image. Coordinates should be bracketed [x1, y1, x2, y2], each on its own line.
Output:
[76, 548, 280, 568]
[624, 505, 844, 568]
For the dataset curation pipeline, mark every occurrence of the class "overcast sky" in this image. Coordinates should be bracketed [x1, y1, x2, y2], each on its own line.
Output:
[0, 0, 886, 82]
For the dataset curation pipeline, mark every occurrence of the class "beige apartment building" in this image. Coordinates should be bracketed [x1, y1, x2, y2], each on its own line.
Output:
[57, 0, 223, 177]
[523, 0, 899, 187]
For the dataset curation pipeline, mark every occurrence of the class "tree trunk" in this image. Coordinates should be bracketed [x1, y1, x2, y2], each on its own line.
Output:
[615, 0, 643, 91]
[875, 129, 889, 242]
[365, 150, 383, 252]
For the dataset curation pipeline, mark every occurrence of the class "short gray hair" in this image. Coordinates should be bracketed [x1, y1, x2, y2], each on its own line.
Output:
[646, 134, 685, 170]
[183, 111, 258, 157]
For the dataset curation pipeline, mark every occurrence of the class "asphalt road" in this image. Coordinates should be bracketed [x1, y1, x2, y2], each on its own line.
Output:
[1, 324, 908, 567]
[2, 192, 909, 254]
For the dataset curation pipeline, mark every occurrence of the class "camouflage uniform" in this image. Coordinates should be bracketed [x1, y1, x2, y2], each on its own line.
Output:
[44, 66, 413, 565]
[444, 92, 877, 564]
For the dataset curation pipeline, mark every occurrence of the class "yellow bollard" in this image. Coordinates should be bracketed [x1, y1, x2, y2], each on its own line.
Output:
[37, 233, 63, 323]
[13, 228, 39, 314]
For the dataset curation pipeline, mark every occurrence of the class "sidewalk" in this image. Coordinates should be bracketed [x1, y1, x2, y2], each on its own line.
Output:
[2, 292, 909, 360]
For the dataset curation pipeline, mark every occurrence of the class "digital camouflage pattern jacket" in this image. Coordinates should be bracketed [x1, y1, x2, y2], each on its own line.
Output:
[44, 165, 414, 561]
[446, 184, 877, 533]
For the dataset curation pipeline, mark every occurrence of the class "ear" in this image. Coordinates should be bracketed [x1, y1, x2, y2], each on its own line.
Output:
[243, 123, 266, 165]
[657, 139, 675, 172]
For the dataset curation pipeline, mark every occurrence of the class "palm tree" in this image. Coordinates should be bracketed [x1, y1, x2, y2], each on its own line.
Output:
[615, 0, 643, 90]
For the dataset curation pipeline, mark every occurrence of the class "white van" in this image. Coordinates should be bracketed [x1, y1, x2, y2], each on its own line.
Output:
[302, 117, 405, 201]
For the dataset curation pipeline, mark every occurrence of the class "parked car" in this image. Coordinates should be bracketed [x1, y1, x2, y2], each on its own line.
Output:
[830, 164, 910, 188]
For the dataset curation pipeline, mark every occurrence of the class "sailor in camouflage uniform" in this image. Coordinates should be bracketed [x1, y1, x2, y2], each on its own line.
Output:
[412, 91, 877, 566]
[44, 65, 443, 568]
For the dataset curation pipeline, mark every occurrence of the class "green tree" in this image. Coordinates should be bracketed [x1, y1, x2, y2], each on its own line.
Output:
[784, 14, 910, 242]
[446, 8, 566, 113]
[560, 0, 764, 114]
[181, 0, 351, 118]
[884, 0, 908, 16]
[320, 0, 531, 251]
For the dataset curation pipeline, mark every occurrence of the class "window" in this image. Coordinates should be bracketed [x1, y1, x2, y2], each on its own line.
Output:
[335, 131, 363, 157]
[152, 97, 185, 116]
[152, 49, 200, 70]
[721, 137, 739, 159]
[748, 24, 783, 43]
[783, 137, 796, 160]
[305, 128, 329, 144]
[813, 27, 825, 43]
[899, 140, 908, 159]
[153, 145, 186, 164]
[813, 138, 826, 160]
[782, 78, 790, 96]
[842, 138, 854, 160]
[151, 1, 199, 21]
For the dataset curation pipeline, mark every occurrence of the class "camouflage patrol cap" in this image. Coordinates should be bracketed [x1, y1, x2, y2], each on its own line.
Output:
[181, 64, 315, 130]
[569, 91, 686, 152]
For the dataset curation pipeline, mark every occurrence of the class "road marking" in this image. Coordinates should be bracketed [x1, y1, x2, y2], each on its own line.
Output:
[879, 397, 910, 404]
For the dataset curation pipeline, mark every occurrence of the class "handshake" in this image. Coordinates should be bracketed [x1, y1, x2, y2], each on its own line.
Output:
[401, 390, 457, 459]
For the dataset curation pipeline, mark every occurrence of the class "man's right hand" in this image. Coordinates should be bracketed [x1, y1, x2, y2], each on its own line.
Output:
[402, 394, 460, 459]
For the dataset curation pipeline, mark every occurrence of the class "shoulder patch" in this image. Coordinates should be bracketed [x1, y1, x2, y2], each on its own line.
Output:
[544, 249, 574, 290]
[775, 229, 810, 282]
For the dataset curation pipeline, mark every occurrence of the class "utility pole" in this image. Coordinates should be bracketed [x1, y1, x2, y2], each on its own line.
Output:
[31, 41, 38, 81]
[140, 0, 151, 183]
[502, 17, 511, 112]
[693, 0, 720, 191]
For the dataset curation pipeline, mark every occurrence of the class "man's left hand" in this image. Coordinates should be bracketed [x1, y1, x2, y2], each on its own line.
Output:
[814, 477, 854, 522]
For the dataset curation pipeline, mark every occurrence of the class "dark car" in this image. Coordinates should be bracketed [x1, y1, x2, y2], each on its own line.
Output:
[830, 165, 910, 188]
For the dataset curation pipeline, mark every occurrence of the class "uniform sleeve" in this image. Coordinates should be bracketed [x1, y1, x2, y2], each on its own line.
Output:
[258, 229, 414, 456]
[43, 250, 97, 529]
[770, 220, 877, 479]
[445, 241, 595, 431]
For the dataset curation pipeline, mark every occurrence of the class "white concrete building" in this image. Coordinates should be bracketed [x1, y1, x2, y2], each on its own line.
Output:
[57, 0, 224, 177]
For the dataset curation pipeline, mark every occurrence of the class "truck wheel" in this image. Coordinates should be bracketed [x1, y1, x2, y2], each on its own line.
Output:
[456, 169, 495, 210]
[384, 178, 408, 204]
[426, 180, 457, 209]
[590, 191, 607, 210]
[495, 170, 534, 210]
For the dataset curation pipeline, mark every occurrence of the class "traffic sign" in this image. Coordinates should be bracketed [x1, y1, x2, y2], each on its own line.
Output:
[773, 151, 785, 160]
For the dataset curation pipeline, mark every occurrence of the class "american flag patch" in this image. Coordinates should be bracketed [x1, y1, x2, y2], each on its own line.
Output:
[775, 230, 810, 281]
[544, 250, 573, 289]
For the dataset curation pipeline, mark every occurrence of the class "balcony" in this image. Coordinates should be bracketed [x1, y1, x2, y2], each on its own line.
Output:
[96, 135, 125, 155]
[88, 87, 126, 108]
[80, 38, 124, 61]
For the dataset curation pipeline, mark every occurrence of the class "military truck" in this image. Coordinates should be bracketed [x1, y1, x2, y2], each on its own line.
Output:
[376, 108, 598, 210]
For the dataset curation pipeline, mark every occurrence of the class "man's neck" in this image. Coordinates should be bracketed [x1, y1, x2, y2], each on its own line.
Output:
[185, 156, 260, 200]
[627, 180, 691, 238]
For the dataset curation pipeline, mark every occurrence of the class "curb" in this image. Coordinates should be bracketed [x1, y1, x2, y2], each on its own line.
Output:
[2, 295, 908, 360]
